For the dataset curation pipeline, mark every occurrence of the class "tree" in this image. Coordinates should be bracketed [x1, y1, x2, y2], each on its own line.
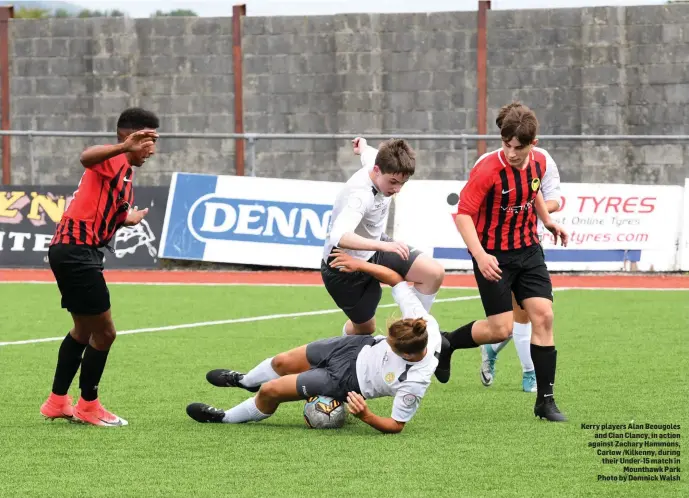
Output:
[14, 7, 50, 19]
[77, 9, 105, 18]
[54, 9, 71, 18]
[76, 9, 124, 18]
[154, 9, 198, 17]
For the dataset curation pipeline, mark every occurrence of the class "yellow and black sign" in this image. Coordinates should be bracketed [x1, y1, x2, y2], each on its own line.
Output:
[0, 185, 168, 268]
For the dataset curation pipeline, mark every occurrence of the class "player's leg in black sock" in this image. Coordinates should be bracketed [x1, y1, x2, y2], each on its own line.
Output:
[434, 321, 478, 384]
[51, 332, 88, 395]
[444, 321, 478, 350]
[531, 344, 566, 421]
[530, 344, 556, 400]
[79, 345, 110, 401]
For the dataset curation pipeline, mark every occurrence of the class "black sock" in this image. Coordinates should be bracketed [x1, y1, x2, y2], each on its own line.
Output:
[444, 321, 478, 350]
[79, 345, 110, 402]
[531, 344, 556, 400]
[51, 333, 88, 395]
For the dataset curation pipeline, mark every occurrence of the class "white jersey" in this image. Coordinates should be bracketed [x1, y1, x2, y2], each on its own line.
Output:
[355, 282, 441, 423]
[473, 147, 561, 235]
[322, 145, 390, 263]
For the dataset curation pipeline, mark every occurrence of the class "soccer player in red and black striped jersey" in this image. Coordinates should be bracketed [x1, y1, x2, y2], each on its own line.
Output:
[40, 108, 159, 427]
[435, 105, 570, 422]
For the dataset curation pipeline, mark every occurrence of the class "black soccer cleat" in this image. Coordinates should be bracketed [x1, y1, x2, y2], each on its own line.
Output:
[206, 369, 260, 393]
[433, 333, 452, 384]
[186, 403, 226, 423]
[534, 397, 568, 422]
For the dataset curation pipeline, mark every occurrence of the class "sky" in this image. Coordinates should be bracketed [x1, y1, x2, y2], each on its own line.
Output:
[19, 0, 672, 18]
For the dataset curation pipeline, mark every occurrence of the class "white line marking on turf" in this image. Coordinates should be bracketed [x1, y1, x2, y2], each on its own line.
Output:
[1, 281, 687, 290]
[0, 295, 480, 347]
[553, 287, 689, 291]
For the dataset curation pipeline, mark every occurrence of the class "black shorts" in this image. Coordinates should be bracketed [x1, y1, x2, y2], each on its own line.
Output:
[473, 244, 553, 317]
[296, 335, 378, 401]
[48, 243, 111, 316]
[320, 240, 421, 325]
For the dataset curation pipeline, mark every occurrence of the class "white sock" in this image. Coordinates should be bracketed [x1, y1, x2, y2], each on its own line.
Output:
[241, 357, 280, 387]
[222, 397, 271, 424]
[342, 322, 349, 336]
[513, 322, 534, 372]
[412, 287, 438, 313]
[491, 335, 512, 354]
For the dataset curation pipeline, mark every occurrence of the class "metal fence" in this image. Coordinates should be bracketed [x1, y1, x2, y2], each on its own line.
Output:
[2, 130, 689, 182]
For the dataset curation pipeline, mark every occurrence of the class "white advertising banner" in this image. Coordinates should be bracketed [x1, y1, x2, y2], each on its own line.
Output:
[159, 173, 343, 269]
[393, 181, 685, 272]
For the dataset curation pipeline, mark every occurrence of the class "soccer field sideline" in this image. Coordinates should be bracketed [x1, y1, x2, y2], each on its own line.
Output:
[1, 268, 689, 288]
[2, 284, 687, 348]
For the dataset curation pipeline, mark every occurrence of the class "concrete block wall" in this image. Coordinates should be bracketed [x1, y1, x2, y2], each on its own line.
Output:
[2, 4, 689, 186]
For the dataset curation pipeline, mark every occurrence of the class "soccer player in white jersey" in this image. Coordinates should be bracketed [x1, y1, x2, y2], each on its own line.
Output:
[186, 250, 441, 434]
[320, 137, 445, 342]
[477, 102, 563, 393]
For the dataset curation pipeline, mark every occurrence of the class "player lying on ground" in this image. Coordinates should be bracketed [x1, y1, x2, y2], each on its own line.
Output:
[40, 107, 159, 427]
[479, 102, 563, 393]
[321, 137, 445, 344]
[186, 250, 441, 434]
[435, 104, 569, 422]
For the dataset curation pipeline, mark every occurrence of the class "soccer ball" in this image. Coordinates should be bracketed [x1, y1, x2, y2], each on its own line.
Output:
[303, 395, 346, 429]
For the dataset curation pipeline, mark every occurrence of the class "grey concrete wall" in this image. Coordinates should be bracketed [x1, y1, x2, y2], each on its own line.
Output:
[2, 4, 689, 187]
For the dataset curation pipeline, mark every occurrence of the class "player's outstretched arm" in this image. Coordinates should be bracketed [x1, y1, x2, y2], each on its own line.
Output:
[80, 130, 159, 168]
[352, 137, 378, 169]
[329, 249, 404, 287]
[346, 392, 405, 434]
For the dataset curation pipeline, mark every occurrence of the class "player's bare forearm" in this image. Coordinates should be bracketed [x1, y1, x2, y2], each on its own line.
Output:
[545, 199, 560, 214]
[337, 232, 384, 252]
[80, 143, 128, 168]
[356, 260, 404, 288]
[534, 193, 552, 225]
[359, 412, 406, 434]
[455, 214, 486, 257]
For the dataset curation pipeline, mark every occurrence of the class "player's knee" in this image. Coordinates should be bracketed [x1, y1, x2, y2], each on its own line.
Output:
[490, 321, 513, 341]
[271, 353, 290, 375]
[258, 380, 280, 399]
[93, 316, 117, 347]
[426, 260, 445, 287]
[70, 327, 91, 344]
[530, 308, 554, 332]
[352, 320, 375, 335]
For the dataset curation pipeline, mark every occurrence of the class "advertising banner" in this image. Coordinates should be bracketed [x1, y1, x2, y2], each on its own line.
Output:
[0, 185, 168, 268]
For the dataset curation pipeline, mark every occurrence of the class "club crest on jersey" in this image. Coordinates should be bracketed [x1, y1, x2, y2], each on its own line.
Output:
[531, 178, 541, 192]
[403, 394, 417, 407]
[384, 372, 395, 384]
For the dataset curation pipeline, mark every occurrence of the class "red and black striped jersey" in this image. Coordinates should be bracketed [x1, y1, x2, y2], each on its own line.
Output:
[51, 153, 134, 248]
[457, 149, 546, 251]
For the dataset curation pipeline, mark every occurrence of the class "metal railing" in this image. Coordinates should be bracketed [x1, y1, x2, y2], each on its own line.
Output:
[1, 130, 689, 182]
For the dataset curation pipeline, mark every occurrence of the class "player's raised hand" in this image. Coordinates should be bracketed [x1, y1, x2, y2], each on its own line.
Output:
[329, 249, 362, 273]
[352, 137, 367, 155]
[381, 240, 410, 260]
[346, 392, 370, 419]
[544, 221, 568, 247]
[475, 252, 502, 282]
[124, 206, 148, 226]
[123, 130, 158, 153]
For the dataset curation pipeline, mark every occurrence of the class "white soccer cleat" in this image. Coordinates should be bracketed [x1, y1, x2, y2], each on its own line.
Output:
[480, 345, 496, 386]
